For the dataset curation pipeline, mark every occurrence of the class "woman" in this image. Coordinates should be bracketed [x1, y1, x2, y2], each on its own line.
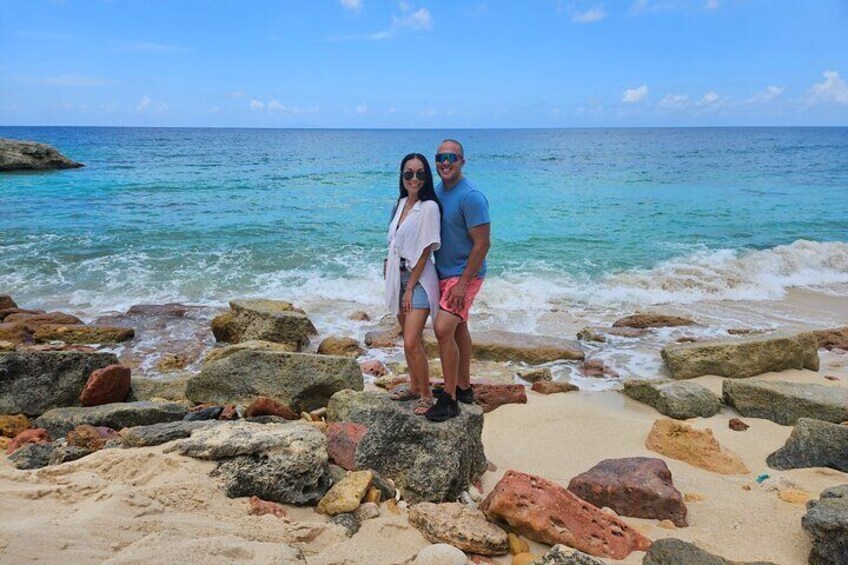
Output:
[385, 153, 441, 415]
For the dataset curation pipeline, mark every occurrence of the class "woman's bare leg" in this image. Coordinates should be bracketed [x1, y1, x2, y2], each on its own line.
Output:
[403, 308, 432, 400]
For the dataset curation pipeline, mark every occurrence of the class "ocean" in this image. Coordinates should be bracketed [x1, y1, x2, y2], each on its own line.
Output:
[2, 126, 847, 386]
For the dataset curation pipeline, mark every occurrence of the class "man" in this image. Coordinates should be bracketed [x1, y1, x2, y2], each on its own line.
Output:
[425, 139, 491, 422]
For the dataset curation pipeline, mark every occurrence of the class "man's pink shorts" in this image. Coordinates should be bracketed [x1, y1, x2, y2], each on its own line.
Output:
[438, 277, 484, 322]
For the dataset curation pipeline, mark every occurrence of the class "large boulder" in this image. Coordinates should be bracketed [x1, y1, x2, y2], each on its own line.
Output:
[211, 299, 316, 349]
[642, 538, 778, 565]
[766, 418, 848, 472]
[612, 313, 696, 328]
[173, 420, 330, 505]
[32, 324, 134, 344]
[802, 485, 848, 565]
[186, 349, 363, 412]
[623, 379, 721, 419]
[326, 390, 486, 503]
[723, 379, 848, 425]
[480, 470, 651, 560]
[567, 457, 688, 527]
[408, 502, 509, 556]
[425, 330, 584, 364]
[661, 332, 819, 379]
[0, 138, 84, 171]
[33, 401, 186, 437]
[0, 351, 119, 415]
[645, 419, 749, 475]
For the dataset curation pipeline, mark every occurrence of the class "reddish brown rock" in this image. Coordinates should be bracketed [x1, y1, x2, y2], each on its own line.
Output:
[359, 360, 387, 377]
[326, 422, 368, 471]
[613, 313, 696, 329]
[248, 496, 290, 520]
[579, 359, 619, 379]
[66, 424, 114, 451]
[364, 328, 401, 348]
[0, 414, 32, 438]
[0, 321, 30, 343]
[480, 470, 651, 559]
[824, 375, 840, 382]
[79, 364, 132, 406]
[729, 418, 750, 431]
[5, 311, 84, 326]
[243, 396, 298, 420]
[813, 326, 848, 351]
[0, 307, 43, 322]
[219, 404, 238, 420]
[0, 296, 17, 310]
[471, 384, 527, 413]
[567, 457, 688, 527]
[5, 428, 51, 455]
[531, 381, 579, 395]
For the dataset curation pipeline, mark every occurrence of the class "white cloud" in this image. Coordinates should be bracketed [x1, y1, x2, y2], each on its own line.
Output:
[658, 94, 689, 108]
[631, 0, 676, 13]
[355, 103, 368, 114]
[42, 74, 110, 87]
[392, 6, 432, 32]
[695, 90, 729, 108]
[136, 96, 151, 112]
[808, 70, 848, 104]
[268, 100, 286, 111]
[705, 0, 719, 10]
[339, 0, 362, 11]
[747, 85, 784, 104]
[572, 7, 606, 23]
[622, 84, 648, 104]
[250, 99, 265, 110]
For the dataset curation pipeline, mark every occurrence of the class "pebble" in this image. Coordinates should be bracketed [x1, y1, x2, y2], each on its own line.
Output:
[467, 484, 482, 502]
[414, 544, 467, 565]
[507, 533, 529, 555]
[512, 552, 540, 565]
[354, 502, 380, 522]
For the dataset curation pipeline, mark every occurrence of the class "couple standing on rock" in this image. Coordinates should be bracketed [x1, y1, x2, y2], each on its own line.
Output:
[384, 139, 491, 422]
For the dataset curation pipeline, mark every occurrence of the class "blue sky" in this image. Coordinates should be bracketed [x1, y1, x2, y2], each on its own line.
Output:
[1, 0, 847, 127]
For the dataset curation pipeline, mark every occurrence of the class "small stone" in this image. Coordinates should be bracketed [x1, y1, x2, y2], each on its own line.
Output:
[657, 519, 677, 529]
[512, 553, 540, 565]
[248, 496, 290, 520]
[219, 404, 238, 420]
[66, 424, 111, 451]
[531, 381, 579, 394]
[244, 396, 298, 420]
[329, 513, 360, 537]
[354, 501, 380, 521]
[824, 375, 839, 381]
[386, 499, 400, 514]
[184, 406, 224, 421]
[316, 470, 373, 515]
[349, 311, 370, 321]
[778, 489, 811, 504]
[5, 428, 51, 455]
[729, 418, 750, 431]
[310, 407, 326, 420]
[414, 544, 467, 565]
[360, 360, 387, 377]
[468, 484, 482, 502]
[516, 368, 552, 383]
[684, 492, 705, 502]
[508, 533, 529, 555]
[364, 487, 381, 504]
[155, 353, 189, 372]
[0, 414, 32, 438]
[318, 336, 365, 358]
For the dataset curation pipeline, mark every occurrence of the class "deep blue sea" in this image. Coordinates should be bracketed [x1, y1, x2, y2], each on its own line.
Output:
[2, 126, 847, 332]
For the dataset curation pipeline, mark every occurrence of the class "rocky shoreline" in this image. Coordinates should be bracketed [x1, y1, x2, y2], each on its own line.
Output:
[0, 138, 84, 171]
[1, 293, 847, 564]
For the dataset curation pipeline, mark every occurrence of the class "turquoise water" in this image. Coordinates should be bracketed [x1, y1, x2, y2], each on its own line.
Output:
[2, 126, 847, 319]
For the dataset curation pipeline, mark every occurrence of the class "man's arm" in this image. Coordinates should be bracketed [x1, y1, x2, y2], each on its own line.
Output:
[446, 223, 490, 310]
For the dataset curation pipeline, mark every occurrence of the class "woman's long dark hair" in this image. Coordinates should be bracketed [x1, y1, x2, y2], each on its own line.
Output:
[396, 153, 441, 215]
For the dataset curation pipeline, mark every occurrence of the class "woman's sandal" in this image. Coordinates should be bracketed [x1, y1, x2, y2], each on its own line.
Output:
[389, 387, 420, 401]
[413, 396, 435, 415]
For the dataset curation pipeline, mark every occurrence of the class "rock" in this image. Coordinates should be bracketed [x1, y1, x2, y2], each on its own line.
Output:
[529, 545, 608, 564]
[211, 299, 316, 349]
[812, 326, 848, 351]
[0, 296, 16, 310]
[408, 501, 509, 555]
[8, 443, 56, 469]
[481, 470, 651, 559]
[4, 311, 83, 326]
[328, 513, 360, 537]
[516, 368, 552, 383]
[359, 360, 387, 377]
[33, 324, 134, 344]
[578, 359, 619, 379]
[0, 414, 31, 438]
[0, 138, 84, 171]
[802, 485, 848, 565]
[661, 332, 819, 379]
[0, 322, 30, 344]
[623, 379, 721, 419]
[0, 351, 119, 415]
[723, 379, 848, 425]
[130, 373, 192, 404]
[248, 496, 290, 520]
[364, 327, 401, 348]
[613, 313, 696, 328]
[125, 303, 191, 317]
[354, 501, 380, 521]
[576, 327, 606, 343]
[326, 422, 368, 471]
[567, 457, 688, 527]
[65, 424, 114, 451]
[79, 364, 132, 406]
[5, 427, 50, 454]
[349, 311, 370, 321]
[642, 538, 779, 565]
[119, 420, 220, 447]
[175, 421, 330, 505]
[326, 390, 486, 504]
[414, 543, 469, 565]
[155, 353, 190, 372]
[244, 396, 298, 420]
[508, 532, 530, 555]
[49, 445, 94, 465]
[34, 401, 187, 437]
[426, 331, 584, 364]
[186, 349, 363, 412]
[203, 340, 301, 365]
[766, 418, 848, 472]
[729, 418, 750, 431]
[317, 337, 365, 358]
[184, 405, 224, 421]
[531, 381, 579, 394]
[317, 470, 373, 515]
[472, 383, 527, 413]
[0, 340, 17, 352]
[645, 419, 749, 475]
[513, 554, 540, 565]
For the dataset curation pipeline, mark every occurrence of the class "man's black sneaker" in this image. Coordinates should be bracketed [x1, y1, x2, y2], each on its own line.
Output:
[456, 386, 474, 404]
[425, 392, 460, 422]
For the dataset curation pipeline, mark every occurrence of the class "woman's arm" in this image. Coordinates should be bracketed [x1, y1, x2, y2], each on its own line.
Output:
[402, 243, 434, 313]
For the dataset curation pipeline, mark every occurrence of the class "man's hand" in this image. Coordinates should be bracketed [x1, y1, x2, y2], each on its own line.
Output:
[446, 280, 467, 311]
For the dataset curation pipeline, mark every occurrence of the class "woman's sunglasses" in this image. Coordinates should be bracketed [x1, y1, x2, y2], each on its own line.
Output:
[403, 170, 427, 181]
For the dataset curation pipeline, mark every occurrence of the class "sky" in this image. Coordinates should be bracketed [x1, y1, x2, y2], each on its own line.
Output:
[1, 0, 847, 128]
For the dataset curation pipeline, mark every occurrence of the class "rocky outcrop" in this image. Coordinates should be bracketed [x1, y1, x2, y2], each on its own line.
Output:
[766, 418, 848, 472]
[186, 349, 363, 412]
[326, 390, 486, 504]
[33, 324, 134, 344]
[661, 332, 819, 379]
[0, 351, 119, 415]
[0, 139, 84, 171]
[0, 296, 16, 310]
[567, 457, 688, 527]
[33, 401, 186, 437]
[642, 538, 779, 565]
[203, 340, 299, 364]
[723, 379, 848, 425]
[408, 502, 509, 556]
[623, 379, 721, 419]
[480, 470, 651, 560]
[211, 299, 316, 349]
[612, 313, 696, 328]
[802, 485, 848, 565]
[645, 419, 749, 475]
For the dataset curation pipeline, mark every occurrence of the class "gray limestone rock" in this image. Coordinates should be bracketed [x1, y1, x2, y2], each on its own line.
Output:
[623, 379, 721, 419]
[529, 545, 606, 565]
[802, 485, 848, 565]
[48, 445, 94, 465]
[34, 401, 186, 437]
[211, 299, 316, 349]
[766, 418, 848, 472]
[0, 138, 84, 171]
[642, 538, 778, 565]
[723, 379, 848, 425]
[329, 513, 360, 537]
[119, 420, 221, 447]
[8, 443, 56, 469]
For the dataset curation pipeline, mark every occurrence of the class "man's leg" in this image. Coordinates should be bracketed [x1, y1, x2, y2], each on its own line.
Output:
[455, 321, 472, 390]
[434, 309, 462, 398]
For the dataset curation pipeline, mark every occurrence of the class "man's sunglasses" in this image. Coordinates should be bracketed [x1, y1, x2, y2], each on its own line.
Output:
[435, 153, 461, 165]
[403, 170, 427, 181]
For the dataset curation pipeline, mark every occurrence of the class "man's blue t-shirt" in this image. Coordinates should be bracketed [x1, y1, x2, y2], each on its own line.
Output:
[434, 177, 490, 279]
